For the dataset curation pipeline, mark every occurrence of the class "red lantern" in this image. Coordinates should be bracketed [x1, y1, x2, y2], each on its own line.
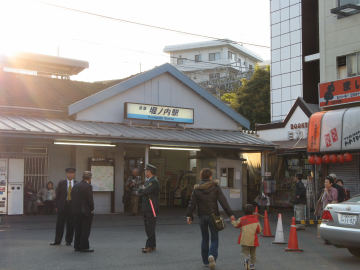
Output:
[337, 154, 344, 164]
[315, 155, 322, 165]
[329, 154, 337, 164]
[322, 154, 330, 164]
[308, 155, 315, 164]
[344, 153, 353, 162]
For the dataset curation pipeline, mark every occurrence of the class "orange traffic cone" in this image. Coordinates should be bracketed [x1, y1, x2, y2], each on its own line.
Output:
[285, 217, 303, 252]
[262, 210, 273, 237]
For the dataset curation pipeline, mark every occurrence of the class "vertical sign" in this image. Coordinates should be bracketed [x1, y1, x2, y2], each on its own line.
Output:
[307, 112, 326, 153]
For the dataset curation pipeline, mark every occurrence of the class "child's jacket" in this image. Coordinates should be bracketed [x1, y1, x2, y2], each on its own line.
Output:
[232, 214, 262, 247]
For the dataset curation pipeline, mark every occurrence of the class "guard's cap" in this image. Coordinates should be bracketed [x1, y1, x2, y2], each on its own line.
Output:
[65, 168, 76, 173]
[145, 164, 157, 173]
[82, 171, 92, 179]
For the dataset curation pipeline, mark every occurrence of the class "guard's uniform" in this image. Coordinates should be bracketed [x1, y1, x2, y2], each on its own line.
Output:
[138, 174, 160, 250]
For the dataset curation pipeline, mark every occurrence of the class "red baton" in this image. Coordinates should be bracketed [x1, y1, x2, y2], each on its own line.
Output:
[149, 198, 157, 217]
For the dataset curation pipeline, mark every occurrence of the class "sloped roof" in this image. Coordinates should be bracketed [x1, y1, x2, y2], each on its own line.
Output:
[0, 71, 125, 115]
[69, 63, 251, 129]
[256, 97, 320, 131]
[163, 39, 263, 62]
[0, 115, 274, 150]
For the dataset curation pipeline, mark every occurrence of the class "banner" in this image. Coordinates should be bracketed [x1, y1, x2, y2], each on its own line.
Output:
[307, 112, 325, 153]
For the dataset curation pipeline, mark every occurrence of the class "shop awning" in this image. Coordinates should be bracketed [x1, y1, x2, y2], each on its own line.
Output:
[0, 115, 275, 150]
[308, 107, 360, 153]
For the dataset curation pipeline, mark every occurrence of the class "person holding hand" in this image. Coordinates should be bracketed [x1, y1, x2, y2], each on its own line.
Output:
[186, 168, 235, 270]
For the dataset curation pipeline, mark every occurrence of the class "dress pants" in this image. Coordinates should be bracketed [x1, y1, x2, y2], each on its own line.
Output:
[74, 214, 93, 250]
[54, 202, 74, 244]
[144, 211, 157, 248]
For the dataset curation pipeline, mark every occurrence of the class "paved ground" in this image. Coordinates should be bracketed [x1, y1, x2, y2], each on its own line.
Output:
[0, 211, 359, 270]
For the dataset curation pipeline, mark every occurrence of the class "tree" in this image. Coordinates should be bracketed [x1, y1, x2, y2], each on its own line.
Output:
[221, 65, 270, 129]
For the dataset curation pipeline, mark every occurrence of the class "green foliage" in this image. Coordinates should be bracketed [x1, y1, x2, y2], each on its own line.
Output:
[222, 65, 270, 129]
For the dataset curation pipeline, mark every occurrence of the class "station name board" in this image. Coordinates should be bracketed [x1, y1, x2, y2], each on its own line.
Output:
[319, 75, 360, 108]
[125, 102, 194, 124]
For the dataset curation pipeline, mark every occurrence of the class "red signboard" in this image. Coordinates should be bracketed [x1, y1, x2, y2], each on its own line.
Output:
[307, 111, 326, 153]
[319, 75, 360, 108]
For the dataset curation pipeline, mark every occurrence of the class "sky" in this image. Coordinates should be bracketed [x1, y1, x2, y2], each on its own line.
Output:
[0, 0, 270, 82]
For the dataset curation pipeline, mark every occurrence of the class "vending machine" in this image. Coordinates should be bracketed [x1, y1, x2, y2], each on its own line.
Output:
[0, 159, 8, 215]
[7, 159, 24, 215]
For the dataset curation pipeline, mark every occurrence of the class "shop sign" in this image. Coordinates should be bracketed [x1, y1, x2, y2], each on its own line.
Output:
[290, 122, 308, 129]
[125, 102, 194, 124]
[319, 75, 360, 108]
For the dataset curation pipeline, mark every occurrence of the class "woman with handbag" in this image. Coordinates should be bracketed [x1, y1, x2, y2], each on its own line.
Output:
[186, 168, 235, 270]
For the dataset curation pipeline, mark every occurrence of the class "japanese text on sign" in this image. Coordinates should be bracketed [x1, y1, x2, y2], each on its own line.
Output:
[319, 75, 360, 108]
[125, 102, 194, 124]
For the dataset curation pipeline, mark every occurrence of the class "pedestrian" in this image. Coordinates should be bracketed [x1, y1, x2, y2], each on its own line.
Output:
[231, 204, 261, 270]
[336, 179, 350, 201]
[138, 164, 160, 253]
[126, 168, 142, 215]
[72, 171, 95, 253]
[50, 168, 77, 246]
[24, 183, 38, 215]
[38, 181, 56, 214]
[329, 173, 345, 202]
[186, 168, 235, 270]
[294, 174, 306, 230]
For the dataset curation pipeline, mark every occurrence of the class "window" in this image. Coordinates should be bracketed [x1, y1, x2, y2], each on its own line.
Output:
[339, 0, 360, 6]
[220, 168, 235, 188]
[177, 57, 184, 65]
[209, 73, 220, 80]
[195, 54, 201, 62]
[249, 64, 254, 70]
[228, 51, 236, 61]
[337, 52, 360, 79]
[209, 52, 221, 61]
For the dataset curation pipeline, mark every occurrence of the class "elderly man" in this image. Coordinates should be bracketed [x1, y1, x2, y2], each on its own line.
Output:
[72, 171, 94, 253]
[138, 164, 160, 253]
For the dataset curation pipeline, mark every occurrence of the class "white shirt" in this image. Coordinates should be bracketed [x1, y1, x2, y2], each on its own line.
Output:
[67, 179, 74, 188]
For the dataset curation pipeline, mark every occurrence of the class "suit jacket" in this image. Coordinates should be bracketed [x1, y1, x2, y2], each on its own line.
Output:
[55, 179, 77, 212]
[71, 180, 94, 216]
[138, 176, 160, 215]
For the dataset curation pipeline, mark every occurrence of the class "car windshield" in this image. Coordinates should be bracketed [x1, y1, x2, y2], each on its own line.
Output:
[346, 195, 360, 203]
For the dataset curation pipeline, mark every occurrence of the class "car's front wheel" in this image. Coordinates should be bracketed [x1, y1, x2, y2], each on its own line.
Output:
[348, 248, 360, 258]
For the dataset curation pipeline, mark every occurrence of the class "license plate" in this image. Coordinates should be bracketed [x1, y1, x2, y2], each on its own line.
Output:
[338, 214, 358, 225]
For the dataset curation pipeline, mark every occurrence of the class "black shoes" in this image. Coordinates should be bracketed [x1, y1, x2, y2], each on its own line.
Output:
[79, 249, 94, 253]
[66, 242, 72, 246]
[50, 242, 60, 246]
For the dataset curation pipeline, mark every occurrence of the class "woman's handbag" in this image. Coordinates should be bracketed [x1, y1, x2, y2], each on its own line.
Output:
[211, 213, 225, 231]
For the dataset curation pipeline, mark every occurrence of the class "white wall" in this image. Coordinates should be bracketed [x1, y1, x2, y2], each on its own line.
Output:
[319, 0, 360, 83]
[257, 106, 309, 141]
[270, 0, 303, 122]
[76, 73, 240, 130]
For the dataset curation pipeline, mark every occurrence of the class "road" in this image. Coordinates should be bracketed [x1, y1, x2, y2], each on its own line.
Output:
[0, 212, 359, 270]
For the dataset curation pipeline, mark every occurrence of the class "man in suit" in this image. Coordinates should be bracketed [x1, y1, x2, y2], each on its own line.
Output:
[50, 168, 77, 246]
[72, 171, 94, 252]
[137, 164, 160, 253]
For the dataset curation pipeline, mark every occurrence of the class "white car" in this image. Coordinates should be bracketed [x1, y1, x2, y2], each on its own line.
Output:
[320, 194, 360, 257]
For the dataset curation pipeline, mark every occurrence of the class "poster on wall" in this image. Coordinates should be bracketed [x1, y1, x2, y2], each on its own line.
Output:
[90, 166, 114, 192]
[0, 159, 7, 214]
[230, 189, 241, 199]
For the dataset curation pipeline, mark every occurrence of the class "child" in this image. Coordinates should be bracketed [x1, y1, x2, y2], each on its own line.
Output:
[231, 204, 262, 270]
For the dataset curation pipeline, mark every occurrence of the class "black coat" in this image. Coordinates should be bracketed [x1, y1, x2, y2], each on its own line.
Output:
[186, 179, 234, 219]
[333, 183, 345, 203]
[138, 176, 160, 215]
[55, 179, 77, 212]
[294, 180, 306, 205]
[71, 180, 94, 216]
